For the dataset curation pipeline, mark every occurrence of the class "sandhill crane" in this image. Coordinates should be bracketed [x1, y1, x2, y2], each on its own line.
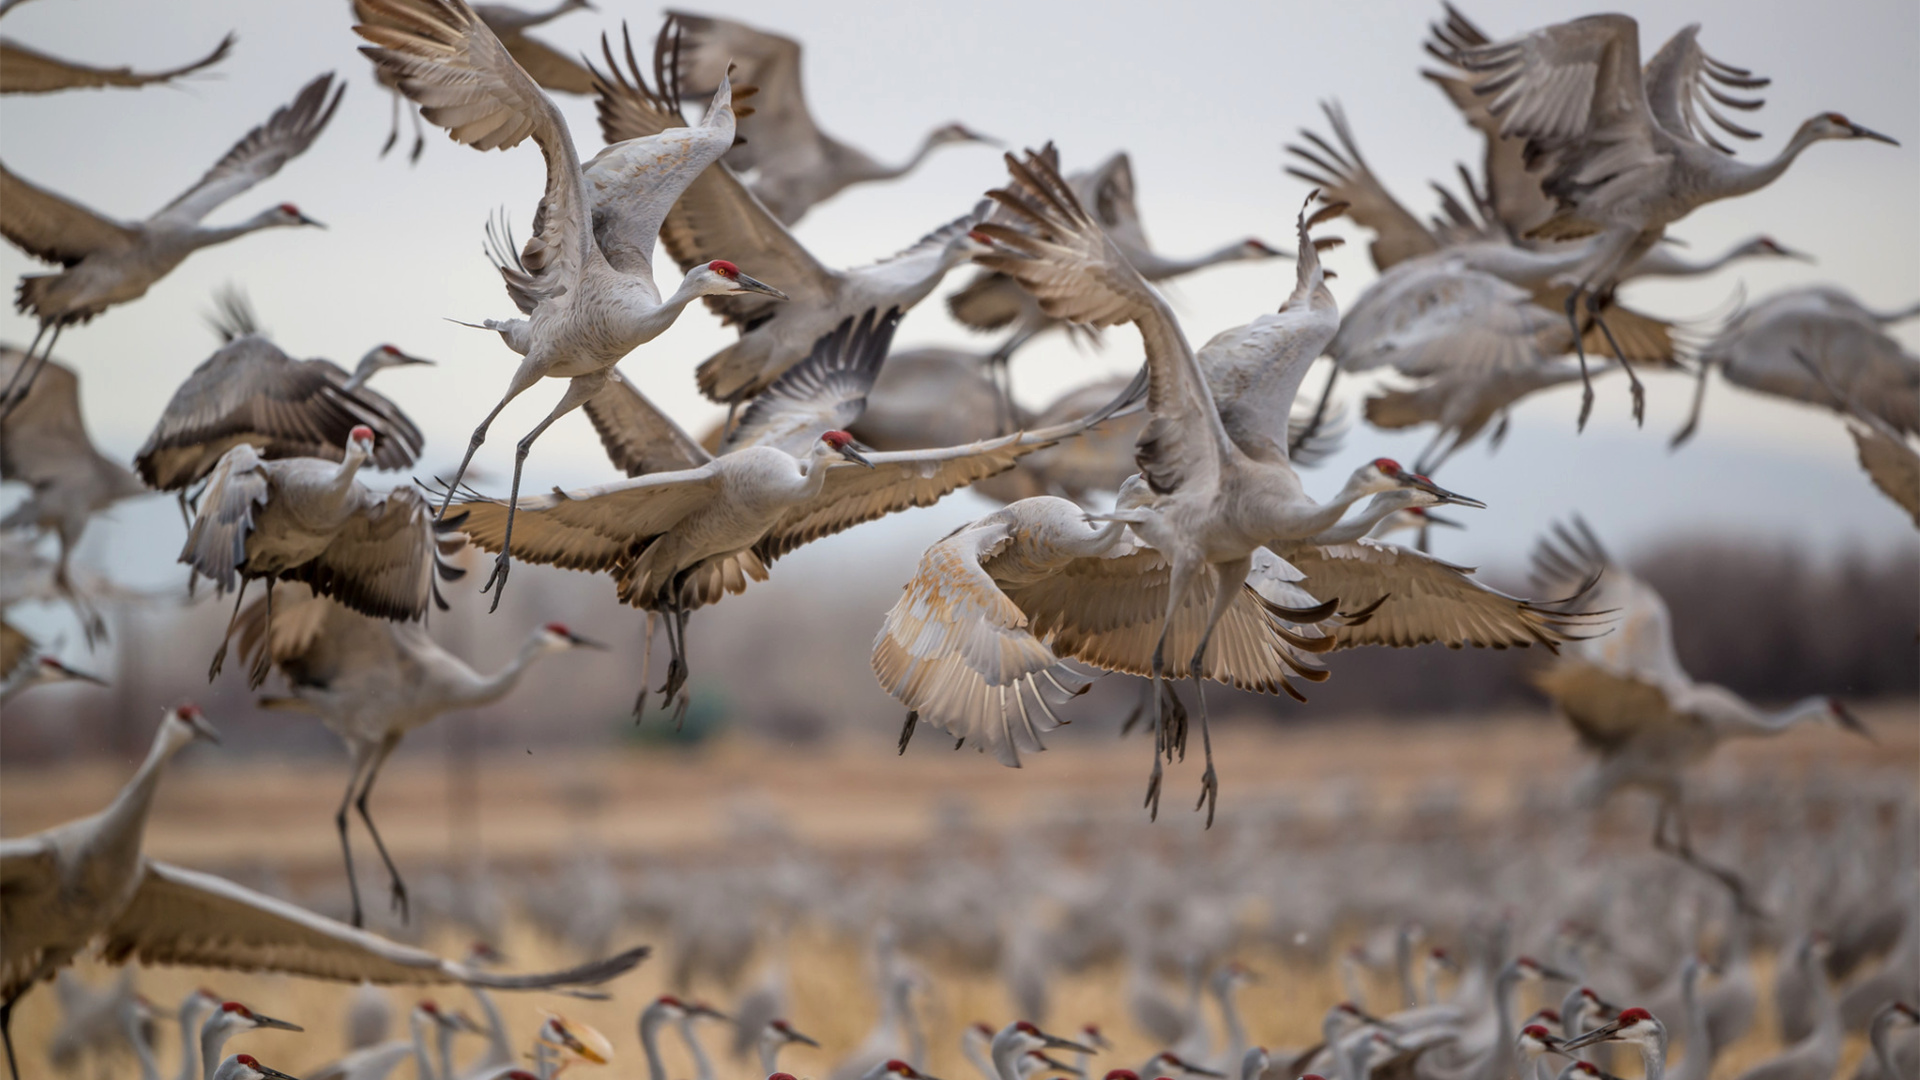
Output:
[589, 27, 988, 407]
[850, 346, 1029, 451]
[136, 289, 431, 498]
[1676, 285, 1920, 446]
[0, 72, 339, 412]
[1857, 1002, 1919, 1080]
[0, 707, 648, 1078]
[355, 0, 784, 604]
[229, 583, 602, 927]
[637, 997, 725, 1080]
[948, 149, 1283, 366]
[212, 1055, 301, 1080]
[350, 0, 597, 162]
[754, 1019, 821, 1076]
[1529, 519, 1872, 908]
[1730, 938, 1843, 1080]
[990, 1022, 1094, 1080]
[182, 427, 461, 684]
[458, 308, 1141, 720]
[973, 147, 1478, 821]
[197, 1001, 305, 1080]
[1436, 9, 1897, 427]
[0, 651, 106, 703]
[1777, 345, 1920, 529]
[1562, 1009, 1667, 1080]
[0, 19, 231, 94]
[664, 11, 995, 225]
[0, 347, 147, 642]
[46, 970, 144, 1079]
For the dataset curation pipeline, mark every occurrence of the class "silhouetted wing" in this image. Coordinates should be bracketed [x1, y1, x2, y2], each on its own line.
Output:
[503, 32, 593, 95]
[284, 488, 438, 621]
[103, 860, 649, 988]
[1284, 101, 1438, 272]
[581, 371, 713, 477]
[152, 71, 343, 225]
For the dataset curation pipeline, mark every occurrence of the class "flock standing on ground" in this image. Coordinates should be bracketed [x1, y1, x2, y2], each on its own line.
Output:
[0, 0, 1913, 1077]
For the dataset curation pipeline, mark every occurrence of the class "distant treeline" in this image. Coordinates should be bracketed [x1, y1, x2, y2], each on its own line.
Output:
[1251, 539, 1920, 720]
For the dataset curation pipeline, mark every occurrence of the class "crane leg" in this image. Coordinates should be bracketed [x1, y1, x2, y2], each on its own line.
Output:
[481, 375, 601, 612]
[1585, 294, 1644, 427]
[1563, 287, 1598, 433]
[1652, 797, 1762, 918]
[407, 103, 426, 165]
[1670, 359, 1711, 449]
[246, 581, 274, 689]
[54, 540, 107, 649]
[661, 605, 692, 729]
[380, 89, 400, 157]
[1186, 557, 1246, 829]
[1292, 360, 1342, 458]
[355, 733, 410, 923]
[0, 324, 59, 422]
[897, 711, 918, 755]
[336, 747, 376, 928]
[1412, 426, 1454, 477]
[632, 611, 657, 719]
[1, 987, 17, 1080]
[206, 578, 251, 681]
[1143, 556, 1203, 822]
[0, 323, 48, 414]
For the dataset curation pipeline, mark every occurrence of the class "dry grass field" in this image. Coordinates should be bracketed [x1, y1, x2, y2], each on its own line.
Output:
[3, 703, 1914, 1078]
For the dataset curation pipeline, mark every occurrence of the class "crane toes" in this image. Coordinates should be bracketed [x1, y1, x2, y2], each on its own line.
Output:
[1576, 386, 1596, 433]
[481, 553, 511, 612]
[1144, 758, 1164, 822]
[1630, 382, 1646, 427]
[389, 878, 410, 921]
[1196, 765, 1219, 829]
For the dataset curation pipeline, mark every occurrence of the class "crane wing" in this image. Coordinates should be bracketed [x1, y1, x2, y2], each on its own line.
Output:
[0, 32, 231, 94]
[179, 446, 270, 594]
[1079, 152, 1154, 256]
[665, 12, 823, 180]
[0, 159, 137, 266]
[581, 370, 714, 477]
[1641, 25, 1769, 156]
[0, 618, 31, 681]
[1329, 257, 1559, 378]
[1532, 661, 1688, 751]
[1423, 6, 1558, 240]
[589, 25, 828, 317]
[578, 76, 737, 284]
[133, 337, 422, 491]
[977, 146, 1232, 498]
[1530, 517, 1687, 688]
[1448, 13, 1663, 237]
[1284, 102, 1440, 272]
[453, 465, 727, 574]
[945, 268, 1035, 332]
[1707, 304, 1920, 436]
[284, 487, 441, 622]
[499, 31, 594, 95]
[1007, 547, 1330, 697]
[756, 369, 1144, 563]
[151, 72, 343, 225]
[103, 860, 649, 988]
[723, 307, 899, 457]
[1849, 421, 1920, 528]
[0, 351, 106, 485]
[1281, 538, 1609, 651]
[871, 517, 1089, 768]
[357, 0, 590, 311]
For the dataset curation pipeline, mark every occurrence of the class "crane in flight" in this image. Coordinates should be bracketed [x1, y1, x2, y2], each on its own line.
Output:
[0, 12, 231, 95]
[0, 704, 650, 1078]
[1435, 7, 1897, 427]
[665, 11, 997, 225]
[229, 583, 604, 927]
[355, 0, 785, 606]
[589, 22, 992, 408]
[0, 71, 339, 415]
[456, 307, 1143, 721]
[1529, 518, 1872, 910]
[972, 146, 1473, 822]
[134, 287, 431, 508]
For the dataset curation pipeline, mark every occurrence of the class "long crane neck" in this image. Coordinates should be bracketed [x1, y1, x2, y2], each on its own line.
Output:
[174, 999, 210, 1080]
[455, 634, 552, 707]
[679, 1014, 716, 1080]
[1712, 124, 1825, 201]
[639, 1007, 673, 1080]
[409, 1008, 438, 1080]
[95, 718, 193, 892]
[124, 1002, 160, 1080]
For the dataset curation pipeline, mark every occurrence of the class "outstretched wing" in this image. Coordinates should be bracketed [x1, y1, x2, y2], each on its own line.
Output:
[0, 159, 136, 266]
[665, 11, 823, 180]
[579, 70, 737, 284]
[285, 487, 440, 621]
[1848, 422, 1920, 528]
[1529, 517, 1684, 686]
[104, 860, 648, 988]
[1282, 537, 1610, 651]
[1329, 256, 1560, 378]
[724, 307, 900, 456]
[151, 72, 343, 225]
[1423, 5, 1558, 240]
[1642, 24, 1769, 156]
[453, 465, 725, 574]
[357, 0, 589, 310]
[871, 518, 1089, 768]
[0, 32, 231, 94]
[1284, 101, 1439, 272]
[580, 370, 714, 478]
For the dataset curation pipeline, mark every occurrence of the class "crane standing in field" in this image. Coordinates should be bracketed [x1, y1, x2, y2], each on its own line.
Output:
[1436, 7, 1898, 428]
[354, 0, 786, 606]
[230, 584, 604, 928]
[0, 71, 339, 414]
[134, 288, 431, 503]
[665, 11, 997, 225]
[458, 307, 1144, 720]
[1529, 519, 1873, 910]
[0, 703, 650, 1078]
[973, 148, 1474, 822]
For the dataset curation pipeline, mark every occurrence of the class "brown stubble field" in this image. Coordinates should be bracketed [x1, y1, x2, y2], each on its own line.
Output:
[2, 702, 1914, 1078]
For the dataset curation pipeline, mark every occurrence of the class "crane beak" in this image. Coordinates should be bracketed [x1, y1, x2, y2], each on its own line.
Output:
[250, 1010, 304, 1032]
[1179, 1063, 1226, 1078]
[1033, 1053, 1076, 1073]
[1043, 1034, 1096, 1054]
[730, 272, 787, 300]
[1831, 701, 1874, 742]
[563, 630, 607, 650]
[249, 1063, 303, 1080]
[297, 212, 327, 229]
[1539, 964, 1578, 983]
[836, 442, 877, 469]
[1402, 473, 1486, 509]
[1559, 1018, 1626, 1052]
[394, 349, 436, 367]
[785, 1027, 822, 1048]
[1846, 121, 1899, 145]
[182, 710, 222, 744]
[690, 1003, 731, 1021]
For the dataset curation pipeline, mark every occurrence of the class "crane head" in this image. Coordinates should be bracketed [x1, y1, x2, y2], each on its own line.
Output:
[821, 430, 875, 468]
[346, 425, 376, 457]
[360, 343, 436, 375]
[1514, 956, 1574, 983]
[539, 1012, 613, 1063]
[1827, 698, 1873, 741]
[538, 622, 606, 651]
[930, 122, 1000, 148]
[769, 1019, 820, 1047]
[269, 202, 325, 229]
[1238, 238, 1285, 259]
[1560, 1007, 1660, 1052]
[220, 1001, 303, 1032]
[700, 259, 787, 300]
[1518, 1024, 1559, 1050]
[39, 657, 108, 687]
[1081, 1023, 1112, 1050]
[171, 703, 221, 744]
[230, 1055, 300, 1080]
[1748, 236, 1811, 262]
[1803, 112, 1898, 145]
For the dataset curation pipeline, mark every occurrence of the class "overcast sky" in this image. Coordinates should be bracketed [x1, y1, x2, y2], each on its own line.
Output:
[2, 0, 1915, 626]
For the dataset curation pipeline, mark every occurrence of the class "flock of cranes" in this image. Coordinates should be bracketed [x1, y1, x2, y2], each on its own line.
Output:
[0, 0, 1913, 1077]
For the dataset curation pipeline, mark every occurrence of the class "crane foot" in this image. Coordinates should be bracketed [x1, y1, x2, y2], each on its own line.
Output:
[1195, 764, 1219, 829]
[1630, 380, 1646, 427]
[1577, 386, 1595, 433]
[897, 711, 918, 755]
[389, 879, 410, 922]
[1144, 759, 1163, 822]
[480, 553, 511, 613]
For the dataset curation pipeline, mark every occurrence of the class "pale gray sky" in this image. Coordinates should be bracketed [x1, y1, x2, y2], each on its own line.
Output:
[2, 0, 1915, 627]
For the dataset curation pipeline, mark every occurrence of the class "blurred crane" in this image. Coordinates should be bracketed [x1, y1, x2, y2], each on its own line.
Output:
[0, 15, 231, 94]
[355, 0, 783, 604]
[0, 72, 338, 413]
[666, 11, 996, 224]
[1530, 519, 1873, 909]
